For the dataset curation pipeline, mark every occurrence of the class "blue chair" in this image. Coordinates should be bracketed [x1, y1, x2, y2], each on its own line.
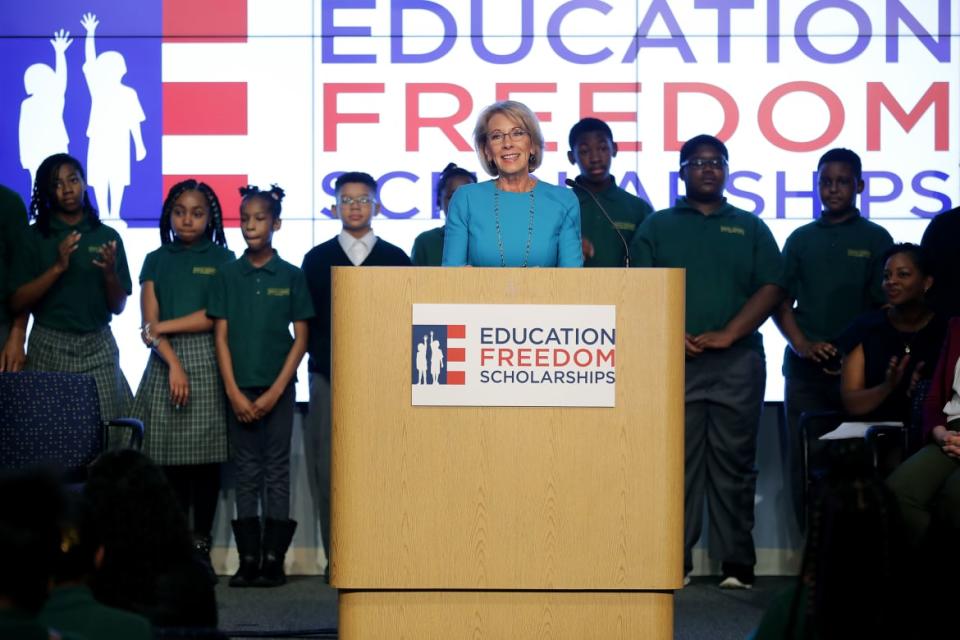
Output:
[0, 371, 143, 482]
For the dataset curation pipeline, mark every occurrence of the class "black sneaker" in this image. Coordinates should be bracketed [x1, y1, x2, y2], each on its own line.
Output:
[718, 562, 754, 589]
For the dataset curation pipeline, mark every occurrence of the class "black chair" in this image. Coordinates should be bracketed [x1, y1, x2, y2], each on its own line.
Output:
[799, 410, 906, 531]
[0, 371, 143, 483]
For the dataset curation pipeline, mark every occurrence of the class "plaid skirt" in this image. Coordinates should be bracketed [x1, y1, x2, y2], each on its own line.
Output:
[130, 332, 229, 465]
[25, 324, 132, 424]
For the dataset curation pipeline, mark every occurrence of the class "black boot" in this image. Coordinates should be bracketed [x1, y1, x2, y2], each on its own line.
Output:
[192, 533, 218, 585]
[229, 518, 261, 588]
[256, 518, 297, 587]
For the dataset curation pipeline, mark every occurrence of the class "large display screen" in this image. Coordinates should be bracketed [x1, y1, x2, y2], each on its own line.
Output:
[2, 1, 957, 401]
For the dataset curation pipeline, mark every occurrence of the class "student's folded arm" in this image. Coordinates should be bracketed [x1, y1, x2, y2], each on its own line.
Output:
[154, 309, 215, 336]
[773, 298, 809, 355]
[719, 283, 785, 345]
[268, 320, 309, 396]
[139, 280, 181, 370]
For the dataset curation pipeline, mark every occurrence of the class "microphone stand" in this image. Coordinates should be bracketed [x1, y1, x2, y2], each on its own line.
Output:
[565, 178, 631, 267]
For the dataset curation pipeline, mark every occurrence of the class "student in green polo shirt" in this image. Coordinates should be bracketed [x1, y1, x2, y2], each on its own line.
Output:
[631, 134, 785, 590]
[10, 153, 133, 423]
[0, 183, 29, 372]
[207, 184, 314, 589]
[411, 163, 477, 266]
[773, 148, 893, 533]
[130, 179, 235, 581]
[567, 117, 653, 267]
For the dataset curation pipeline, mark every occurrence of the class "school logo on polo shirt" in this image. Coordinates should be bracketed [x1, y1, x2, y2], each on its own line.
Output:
[720, 225, 746, 236]
[411, 304, 616, 407]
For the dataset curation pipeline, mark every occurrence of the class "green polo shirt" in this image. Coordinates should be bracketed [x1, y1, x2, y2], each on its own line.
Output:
[207, 250, 315, 388]
[631, 197, 784, 353]
[0, 185, 29, 324]
[781, 209, 893, 376]
[11, 214, 132, 333]
[39, 585, 152, 640]
[411, 225, 445, 266]
[574, 176, 654, 267]
[140, 239, 236, 321]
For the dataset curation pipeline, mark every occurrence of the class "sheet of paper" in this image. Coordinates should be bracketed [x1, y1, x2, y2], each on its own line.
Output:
[818, 421, 903, 440]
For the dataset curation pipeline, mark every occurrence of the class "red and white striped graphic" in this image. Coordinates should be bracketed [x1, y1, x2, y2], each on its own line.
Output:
[161, 0, 249, 225]
[445, 324, 466, 385]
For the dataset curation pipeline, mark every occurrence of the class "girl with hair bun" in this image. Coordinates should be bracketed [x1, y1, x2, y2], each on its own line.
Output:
[207, 184, 314, 588]
[130, 178, 234, 580]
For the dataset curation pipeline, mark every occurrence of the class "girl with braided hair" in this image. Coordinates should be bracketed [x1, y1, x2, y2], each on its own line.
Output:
[130, 178, 234, 580]
[10, 153, 133, 423]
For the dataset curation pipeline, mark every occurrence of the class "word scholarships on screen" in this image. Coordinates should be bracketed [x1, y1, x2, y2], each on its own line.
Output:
[318, 1, 955, 219]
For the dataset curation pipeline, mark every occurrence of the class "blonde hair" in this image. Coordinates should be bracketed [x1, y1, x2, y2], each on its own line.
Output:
[472, 100, 544, 177]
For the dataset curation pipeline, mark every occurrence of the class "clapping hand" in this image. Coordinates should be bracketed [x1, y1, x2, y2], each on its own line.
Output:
[93, 240, 117, 273]
[883, 354, 911, 390]
[56, 231, 81, 271]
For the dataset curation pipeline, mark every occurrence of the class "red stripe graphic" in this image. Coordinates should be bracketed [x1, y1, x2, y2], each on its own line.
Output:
[447, 325, 466, 339]
[446, 347, 465, 362]
[446, 371, 465, 385]
[163, 0, 248, 43]
[163, 174, 248, 227]
[163, 83, 248, 136]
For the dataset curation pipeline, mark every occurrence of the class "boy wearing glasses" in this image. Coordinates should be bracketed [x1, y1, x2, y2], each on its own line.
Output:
[630, 134, 785, 589]
[300, 171, 411, 578]
[773, 148, 892, 533]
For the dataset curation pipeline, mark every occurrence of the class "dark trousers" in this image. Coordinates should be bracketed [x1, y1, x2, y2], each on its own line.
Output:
[303, 373, 332, 561]
[683, 346, 765, 572]
[228, 384, 295, 520]
[163, 463, 221, 536]
[782, 367, 843, 531]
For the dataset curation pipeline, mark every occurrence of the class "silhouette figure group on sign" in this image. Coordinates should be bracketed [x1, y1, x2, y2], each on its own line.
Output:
[19, 12, 146, 220]
[415, 331, 445, 385]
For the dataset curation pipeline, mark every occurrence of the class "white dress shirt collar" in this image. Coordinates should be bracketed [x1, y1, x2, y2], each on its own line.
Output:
[338, 229, 377, 266]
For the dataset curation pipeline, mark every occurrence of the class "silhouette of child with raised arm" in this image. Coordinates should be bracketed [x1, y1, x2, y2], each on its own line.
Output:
[19, 29, 72, 189]
[81, 12, 146, 220]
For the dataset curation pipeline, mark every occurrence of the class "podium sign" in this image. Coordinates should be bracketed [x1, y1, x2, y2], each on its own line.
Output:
[411, 303, 616, 407]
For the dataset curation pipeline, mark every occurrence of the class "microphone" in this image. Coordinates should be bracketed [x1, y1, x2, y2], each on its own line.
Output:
[565, 178, 631, 267]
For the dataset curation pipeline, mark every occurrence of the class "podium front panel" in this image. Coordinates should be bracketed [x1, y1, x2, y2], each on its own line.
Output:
[331, 267, 684, 590]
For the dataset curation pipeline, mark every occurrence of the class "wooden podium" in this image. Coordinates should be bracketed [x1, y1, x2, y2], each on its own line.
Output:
[330, 267, 684, 639]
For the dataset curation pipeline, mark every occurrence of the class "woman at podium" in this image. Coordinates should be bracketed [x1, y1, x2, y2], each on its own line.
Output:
[441, 100, 582, 268]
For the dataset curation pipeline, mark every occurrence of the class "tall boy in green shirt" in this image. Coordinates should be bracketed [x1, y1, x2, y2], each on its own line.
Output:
[773, 148, 893, 531]
[567, 118, 653, 267]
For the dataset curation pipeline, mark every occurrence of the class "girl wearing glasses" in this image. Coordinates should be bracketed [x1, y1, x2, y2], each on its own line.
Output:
[441, 100, 582, 267]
